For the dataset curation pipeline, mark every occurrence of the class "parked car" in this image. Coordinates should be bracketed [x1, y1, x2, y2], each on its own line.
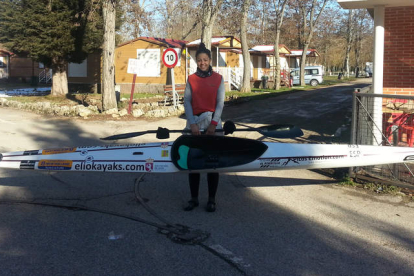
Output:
[290, 66, 323, 87]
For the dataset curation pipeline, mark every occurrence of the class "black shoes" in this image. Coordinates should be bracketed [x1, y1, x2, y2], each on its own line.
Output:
[184, 200, 216, 212]
[206, 201, 216, 212]
[184, 200, 199, 211]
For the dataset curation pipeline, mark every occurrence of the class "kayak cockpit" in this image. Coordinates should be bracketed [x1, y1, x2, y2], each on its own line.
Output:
[171, 135, 268, 171]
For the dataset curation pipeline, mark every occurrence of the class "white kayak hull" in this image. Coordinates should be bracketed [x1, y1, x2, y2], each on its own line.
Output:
[1, 135, 413, 173]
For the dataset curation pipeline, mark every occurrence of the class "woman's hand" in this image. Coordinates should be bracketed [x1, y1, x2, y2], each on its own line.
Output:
[206, 124, 216, 135]
[190, 124, 201, 135]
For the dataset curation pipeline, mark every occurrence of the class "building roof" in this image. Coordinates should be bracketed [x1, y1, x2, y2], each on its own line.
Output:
[250, 45, 291, 55]
[117, 37, 188, 49]
[0, 49, 13, 56]
[186, 36, 242, 49]
[287, 49, 320, 57]
[337, 0, 414, 9]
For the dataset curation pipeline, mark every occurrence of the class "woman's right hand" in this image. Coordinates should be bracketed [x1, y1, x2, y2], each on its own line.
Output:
[190, 124, 201, 135]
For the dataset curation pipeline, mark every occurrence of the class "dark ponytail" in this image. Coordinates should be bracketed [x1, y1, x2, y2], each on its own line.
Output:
[196, 42, 212, 59]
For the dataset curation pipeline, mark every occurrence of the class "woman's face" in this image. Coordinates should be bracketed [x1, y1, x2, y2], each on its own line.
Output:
[196, 53, 211, 72]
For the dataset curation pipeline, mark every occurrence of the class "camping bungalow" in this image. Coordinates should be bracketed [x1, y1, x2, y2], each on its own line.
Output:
[0, 49, 101, 93]
[249, 45, 292, 84]
[287, 49, 321, 69]
[114, 37, 188, 94]
[186, 36, 243, 90]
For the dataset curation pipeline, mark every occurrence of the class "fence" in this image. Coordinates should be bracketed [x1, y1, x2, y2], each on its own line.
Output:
[350, 86, 414, 184]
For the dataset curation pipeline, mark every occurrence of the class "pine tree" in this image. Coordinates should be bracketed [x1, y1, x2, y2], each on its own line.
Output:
[0, 0, 104, 96]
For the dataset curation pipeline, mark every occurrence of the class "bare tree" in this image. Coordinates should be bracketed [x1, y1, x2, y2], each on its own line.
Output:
[293, 0, 328, 86]
[200, 0, 224, 49]
[119, 0, 153, 41]
[272, 0, 288, 90]
[102, 0, 118, 111]
[343, 9, 354, 78]
[353, 9, 371, 77]
[240, 0, 252, 93]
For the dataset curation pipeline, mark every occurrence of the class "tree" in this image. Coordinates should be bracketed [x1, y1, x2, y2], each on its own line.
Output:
[118, 0, 153, 41]
[272, 0, 288, 90]
[102, 0, 118, 111]
[353, 9, 372, 77]
[0, 0, 104, 96]
[200, 0, 224, 49]
[343, 9, 354, 78]
[291, 0, 328, 86]
[240, 0, 252, 93]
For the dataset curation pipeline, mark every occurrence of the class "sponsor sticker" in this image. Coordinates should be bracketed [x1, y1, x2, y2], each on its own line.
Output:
[161, 142, 169, 149]
[145, 158, 154, 172]
[42, 148, 76, 155]
[161, 150, 169, 157]
[38, 160, 73, 170]
[154, 164, 169, 172]
[85, 155, 94, 164]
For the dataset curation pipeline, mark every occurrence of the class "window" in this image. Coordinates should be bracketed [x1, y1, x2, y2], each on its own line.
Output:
[290, 70, 299, 77]
[305, 69, 319, 75]
[0, 57, 4, 67]
[68, 59, 87, 77]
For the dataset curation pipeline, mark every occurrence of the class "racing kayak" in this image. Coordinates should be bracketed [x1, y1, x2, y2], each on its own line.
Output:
[1, 135, 413, 173]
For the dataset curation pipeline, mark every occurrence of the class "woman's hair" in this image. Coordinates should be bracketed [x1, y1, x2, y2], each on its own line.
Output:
[196, 42, 211, 59]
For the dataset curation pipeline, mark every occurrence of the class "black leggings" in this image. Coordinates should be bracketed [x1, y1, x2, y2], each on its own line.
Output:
[188, 173, 219, 200]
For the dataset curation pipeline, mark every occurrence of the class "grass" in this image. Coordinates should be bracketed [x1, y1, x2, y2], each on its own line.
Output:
[338, 176, 406, 197]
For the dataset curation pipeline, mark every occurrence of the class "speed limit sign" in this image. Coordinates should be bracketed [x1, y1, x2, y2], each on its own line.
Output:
[162, 48, 178, 68]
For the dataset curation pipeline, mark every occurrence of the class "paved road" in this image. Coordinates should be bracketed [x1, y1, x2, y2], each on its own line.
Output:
[1, 81, 414, 275]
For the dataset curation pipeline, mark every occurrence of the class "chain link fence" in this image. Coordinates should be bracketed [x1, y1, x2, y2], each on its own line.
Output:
[350, 86, 414, 185]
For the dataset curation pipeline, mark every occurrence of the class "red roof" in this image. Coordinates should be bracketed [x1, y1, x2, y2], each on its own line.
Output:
[0, 48, 13, 55]
[117, 37, 188, 48]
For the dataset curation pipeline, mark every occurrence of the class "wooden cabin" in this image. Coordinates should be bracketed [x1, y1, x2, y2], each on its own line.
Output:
[114, 37, 188, 94]
[0, 49, 101, 93]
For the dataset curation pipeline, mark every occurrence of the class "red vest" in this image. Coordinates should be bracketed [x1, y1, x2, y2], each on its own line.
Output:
[188, 72, 222, 115]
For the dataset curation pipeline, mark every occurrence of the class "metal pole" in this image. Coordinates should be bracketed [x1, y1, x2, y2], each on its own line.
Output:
[171, 67, 176, 108]
[128, 74, 136, 115]
[349, 89, 359, 178]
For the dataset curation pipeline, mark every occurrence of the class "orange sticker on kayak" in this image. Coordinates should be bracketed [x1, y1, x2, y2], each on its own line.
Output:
[38, 160, 73, 170]
[42, 148, 76, 155]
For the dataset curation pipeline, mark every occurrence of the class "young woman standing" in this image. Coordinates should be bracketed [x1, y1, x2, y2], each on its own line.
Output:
[183, 43, 225, 212]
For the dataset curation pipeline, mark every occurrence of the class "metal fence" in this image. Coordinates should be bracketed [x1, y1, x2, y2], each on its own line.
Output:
[350, 86, 414, 184]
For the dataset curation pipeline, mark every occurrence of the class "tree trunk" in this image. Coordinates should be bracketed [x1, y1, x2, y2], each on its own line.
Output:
[344, 10, 354, 78]
[102, 0, 118, 111]
[299, 42, 309, 86]
[240, 0, 251, 93]
[200, 0, 224, 50]
[273, 31, 281, 90]
[272, 0, 288, 90]
[51, 57, 68, 96]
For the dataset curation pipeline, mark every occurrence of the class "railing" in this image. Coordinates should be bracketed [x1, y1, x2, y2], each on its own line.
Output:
[350, 87, 414, 184]
[39, 69, 52, 83]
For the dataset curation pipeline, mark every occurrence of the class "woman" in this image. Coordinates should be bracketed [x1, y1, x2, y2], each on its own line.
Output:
[183, 43, 225, 212]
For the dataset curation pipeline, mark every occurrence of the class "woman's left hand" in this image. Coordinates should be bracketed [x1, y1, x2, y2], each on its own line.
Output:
[206, 124, 216, 135]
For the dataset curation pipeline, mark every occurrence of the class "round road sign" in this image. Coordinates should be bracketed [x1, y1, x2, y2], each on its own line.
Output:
[162, 48, 178, 68]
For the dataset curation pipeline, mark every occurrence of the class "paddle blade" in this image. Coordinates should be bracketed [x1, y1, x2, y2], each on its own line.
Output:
[257, 124, 303, 138]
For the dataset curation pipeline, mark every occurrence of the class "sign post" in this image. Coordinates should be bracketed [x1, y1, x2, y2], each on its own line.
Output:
[162, 48, 179, 107]
[127, 59, 139, 114]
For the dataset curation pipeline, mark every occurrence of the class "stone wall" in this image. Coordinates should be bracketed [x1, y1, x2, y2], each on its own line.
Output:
[0, 97, 185, 119]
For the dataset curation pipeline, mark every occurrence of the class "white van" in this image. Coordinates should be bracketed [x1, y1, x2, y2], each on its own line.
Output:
[290, 66, 323, 86]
